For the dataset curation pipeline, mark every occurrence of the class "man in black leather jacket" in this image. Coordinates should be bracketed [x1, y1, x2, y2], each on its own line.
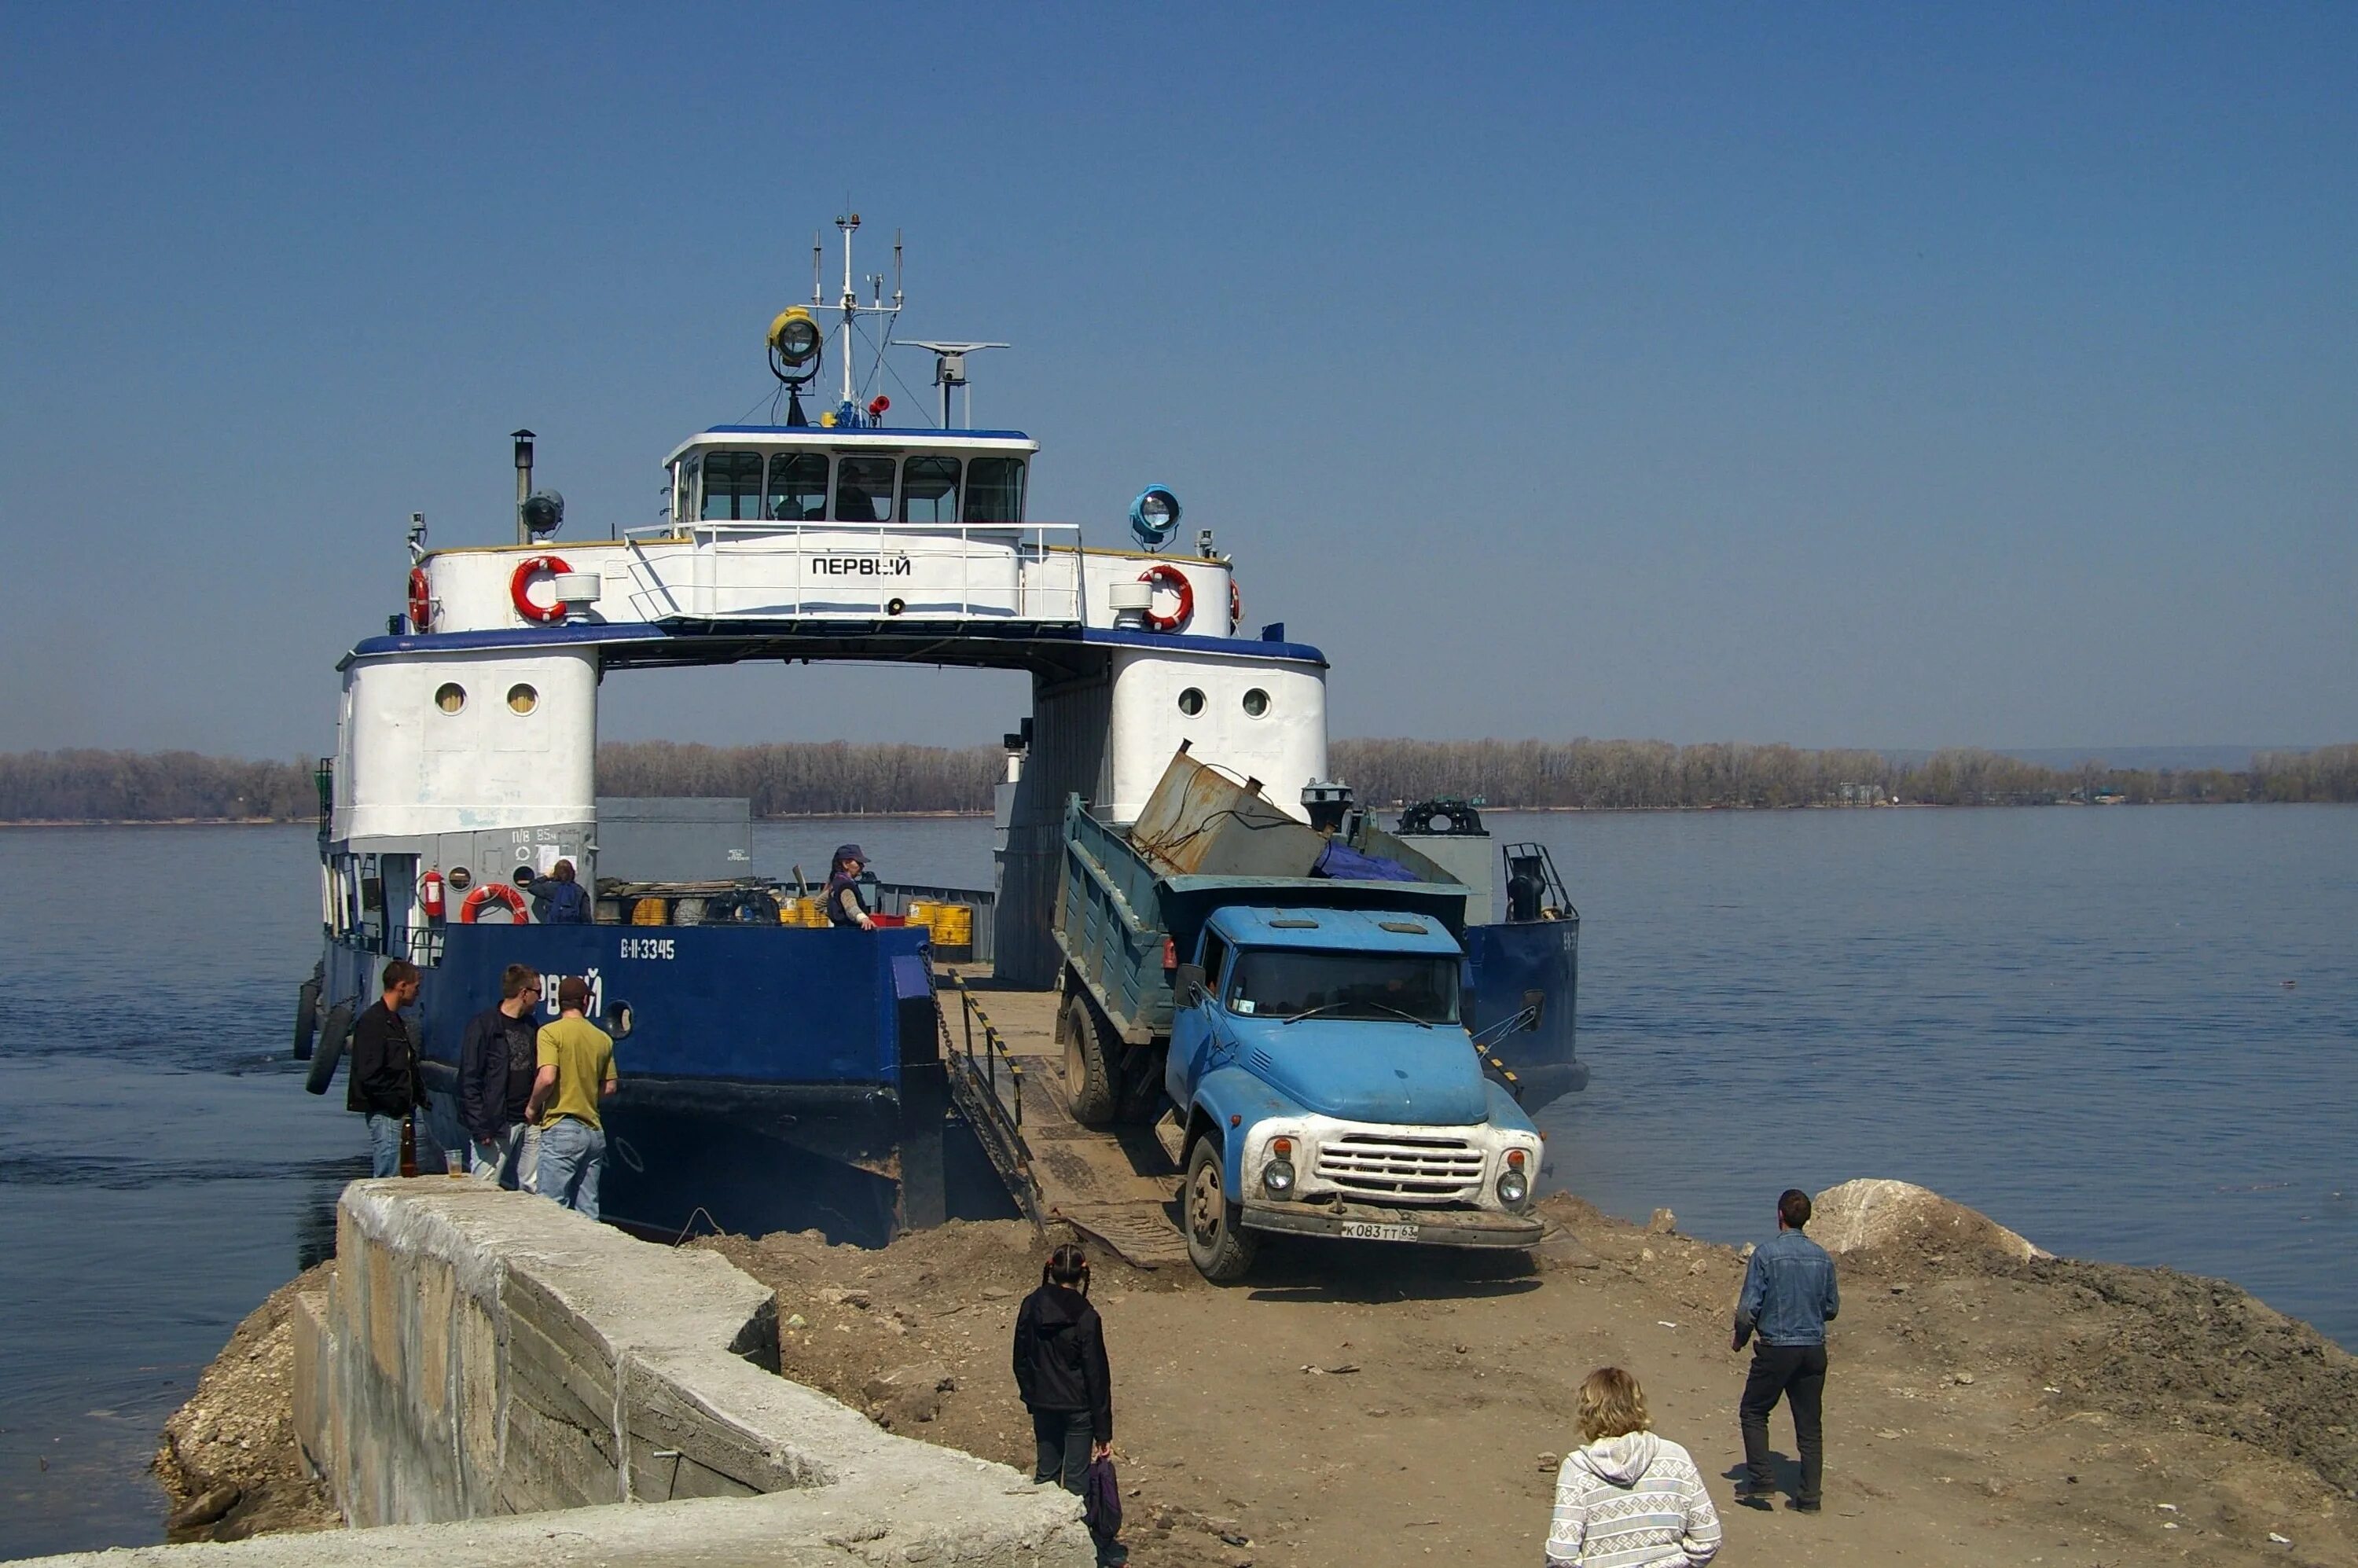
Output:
[347, 960, 424, 1177]
[460, 964, 543, 1188]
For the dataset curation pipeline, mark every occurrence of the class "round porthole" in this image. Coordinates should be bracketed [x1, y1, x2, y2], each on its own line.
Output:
[1177, 687, 1206, 716]
[507, 683, 538, 714]
[435, 682, 466, 714]
[1242, 688, 1270, 718]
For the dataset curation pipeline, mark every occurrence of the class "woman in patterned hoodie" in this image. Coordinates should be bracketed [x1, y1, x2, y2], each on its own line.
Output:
[1545, 1368, 1721, 1568]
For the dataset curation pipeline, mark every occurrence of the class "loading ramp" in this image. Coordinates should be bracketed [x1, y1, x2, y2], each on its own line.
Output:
[936, 966, 1191, 1268]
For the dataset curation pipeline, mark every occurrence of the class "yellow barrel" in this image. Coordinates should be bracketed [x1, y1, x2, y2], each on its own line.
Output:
[777, 898, 799, 925]
[905, 899, 936, 935]
[797, 896, 832, 927]
[930, 904, 975, 946]
[630, 897, 668, 926]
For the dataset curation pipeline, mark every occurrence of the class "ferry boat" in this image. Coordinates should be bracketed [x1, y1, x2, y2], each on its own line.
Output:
[295, 218, 1582, 1242]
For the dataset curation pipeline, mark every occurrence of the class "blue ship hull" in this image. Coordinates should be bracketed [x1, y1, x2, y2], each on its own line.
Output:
[1463, 918, 1588, 1109]
[321, 922, 944, 1240]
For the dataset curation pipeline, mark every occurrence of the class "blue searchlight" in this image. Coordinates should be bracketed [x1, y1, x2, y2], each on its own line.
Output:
[1129, 485, 1181, 550]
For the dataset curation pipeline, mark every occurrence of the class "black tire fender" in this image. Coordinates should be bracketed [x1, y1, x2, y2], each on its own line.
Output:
[304, 1003, 354, 1096]
[292, 978, 321, 1061]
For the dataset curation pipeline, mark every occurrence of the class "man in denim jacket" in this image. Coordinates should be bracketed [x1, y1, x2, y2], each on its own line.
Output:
[1732, 1188, 1839, 1512]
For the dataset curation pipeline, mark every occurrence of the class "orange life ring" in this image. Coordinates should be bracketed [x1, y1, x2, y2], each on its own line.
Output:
[1229, 578, 1242, 632]
[460, 883, 530, 924]
[406, 567, 432, 632]
[1140, 565, 1192, 633]
[510, 555, 571, 624]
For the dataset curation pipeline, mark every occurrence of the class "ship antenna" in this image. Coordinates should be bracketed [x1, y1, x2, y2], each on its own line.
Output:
[810, 233, 823, 306]
[893, 230, 904, 309]
[836, 211, 860, 404]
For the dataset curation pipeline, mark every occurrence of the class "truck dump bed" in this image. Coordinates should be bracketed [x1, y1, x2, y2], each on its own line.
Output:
[1056, 779, 1475, 1047]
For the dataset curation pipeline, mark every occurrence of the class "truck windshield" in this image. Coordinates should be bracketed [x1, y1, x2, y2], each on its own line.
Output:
[1227, 951, 1460, 1026]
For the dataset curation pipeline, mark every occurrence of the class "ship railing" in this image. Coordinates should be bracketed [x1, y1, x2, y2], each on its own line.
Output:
[406, 925, 446, 968]
[941, 971, 1023, 1128]
[938, 970, 1039, 1222]
[615, 520, 1085, 625]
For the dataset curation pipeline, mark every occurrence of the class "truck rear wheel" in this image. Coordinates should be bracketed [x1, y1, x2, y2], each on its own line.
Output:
[1058, 991, 1119, 1126]
[1185, 1138, 1258, 1283]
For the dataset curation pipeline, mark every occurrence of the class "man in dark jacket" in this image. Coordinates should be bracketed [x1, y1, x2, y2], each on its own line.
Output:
[1732, 1187, 1842, 1512]
[347, 959, 425, 1177]
[459, 964, 542, 1189]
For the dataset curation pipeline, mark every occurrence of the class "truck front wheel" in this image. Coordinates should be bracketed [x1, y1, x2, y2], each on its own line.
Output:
[1185, 1138, 1259, 1283]
[1058, 991, 1119, 1126]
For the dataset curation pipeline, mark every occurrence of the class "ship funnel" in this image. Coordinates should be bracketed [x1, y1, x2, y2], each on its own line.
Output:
[512, 429, 536, 544]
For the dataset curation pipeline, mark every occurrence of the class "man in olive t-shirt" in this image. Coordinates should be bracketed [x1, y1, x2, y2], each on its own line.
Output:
[527, 976, 617, 1219]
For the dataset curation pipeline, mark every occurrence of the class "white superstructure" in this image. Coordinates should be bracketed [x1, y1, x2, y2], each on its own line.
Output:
[329, 220, 1333, 982]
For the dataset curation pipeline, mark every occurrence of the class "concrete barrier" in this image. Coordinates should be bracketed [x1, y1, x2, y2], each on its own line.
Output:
[23, 1181, 1090, 1567]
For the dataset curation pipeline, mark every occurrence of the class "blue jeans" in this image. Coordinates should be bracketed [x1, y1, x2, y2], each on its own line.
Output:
[365, 1114, 403, 1178]
[471, 1124, 540, 1192]
[538, 1118, 604, 1219]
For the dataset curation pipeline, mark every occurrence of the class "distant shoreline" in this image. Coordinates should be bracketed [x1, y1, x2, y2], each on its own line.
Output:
[9, 798, 2356, 829]
[9, 739, 2350, 819]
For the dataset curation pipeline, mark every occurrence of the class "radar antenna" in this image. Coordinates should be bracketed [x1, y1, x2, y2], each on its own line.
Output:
[898, 340, 1009, 428]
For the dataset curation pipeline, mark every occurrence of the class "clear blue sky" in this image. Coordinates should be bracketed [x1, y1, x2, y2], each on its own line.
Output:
[2, 4, 2351, 758]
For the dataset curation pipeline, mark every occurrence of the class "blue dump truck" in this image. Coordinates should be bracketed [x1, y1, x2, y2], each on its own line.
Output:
[1054, 754, 1554, 1280]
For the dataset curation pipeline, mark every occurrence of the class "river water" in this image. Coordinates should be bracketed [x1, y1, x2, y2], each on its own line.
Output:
[0, 806, 2350, 1556]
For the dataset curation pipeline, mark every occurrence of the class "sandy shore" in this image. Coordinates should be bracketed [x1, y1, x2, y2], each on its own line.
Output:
[157, 1191, 2357, 1565]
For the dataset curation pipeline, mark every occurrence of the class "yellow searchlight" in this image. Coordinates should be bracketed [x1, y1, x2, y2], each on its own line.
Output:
[768, 307, 823, 380]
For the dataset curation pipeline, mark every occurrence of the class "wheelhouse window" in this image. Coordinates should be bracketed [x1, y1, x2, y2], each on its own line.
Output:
[1226, 950, 1460, 1025]
[766, 452, 828, 520]
[899, 455, 960, 523]
[700, 451, 765, 520]
[834, 455, 895, 522]
[963, 457, 1026, 523]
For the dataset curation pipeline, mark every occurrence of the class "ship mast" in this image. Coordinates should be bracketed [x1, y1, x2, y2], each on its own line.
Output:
[814, 213, 904, 411]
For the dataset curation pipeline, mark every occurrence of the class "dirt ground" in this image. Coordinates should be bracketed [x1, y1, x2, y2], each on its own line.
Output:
[159, 1192, 2357, 1566]
[699, 1194, 2358, 1568]
[152, 1265, 339, 1544]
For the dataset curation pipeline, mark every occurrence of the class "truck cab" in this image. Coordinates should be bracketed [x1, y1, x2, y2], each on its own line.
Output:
[1165, 905, 1545, 1280]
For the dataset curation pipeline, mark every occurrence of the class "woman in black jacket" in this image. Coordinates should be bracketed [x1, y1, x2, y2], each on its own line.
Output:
[1012, 1243, 1112, 1495]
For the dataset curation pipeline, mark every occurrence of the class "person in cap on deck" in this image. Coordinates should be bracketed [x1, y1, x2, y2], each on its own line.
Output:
[825, 845, 876, 931]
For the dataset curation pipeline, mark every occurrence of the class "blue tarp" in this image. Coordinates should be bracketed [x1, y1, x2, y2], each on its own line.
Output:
[1311, 840, 1420, 882]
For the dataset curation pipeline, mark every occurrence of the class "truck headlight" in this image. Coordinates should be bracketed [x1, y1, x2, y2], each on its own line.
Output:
[1497, 1147, 1532, 1208]
[1262, 1135, 1296, 1199]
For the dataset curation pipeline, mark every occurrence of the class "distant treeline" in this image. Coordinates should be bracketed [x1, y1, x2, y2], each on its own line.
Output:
[596, 740, 1001, 817]
[0, 749, 321, 822]
[2, 740, 2353, 821]
[1330, 739, 2358, 810]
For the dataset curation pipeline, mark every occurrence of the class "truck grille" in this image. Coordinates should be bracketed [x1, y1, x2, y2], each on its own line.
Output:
[1314, 1134, 1484, 1203]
